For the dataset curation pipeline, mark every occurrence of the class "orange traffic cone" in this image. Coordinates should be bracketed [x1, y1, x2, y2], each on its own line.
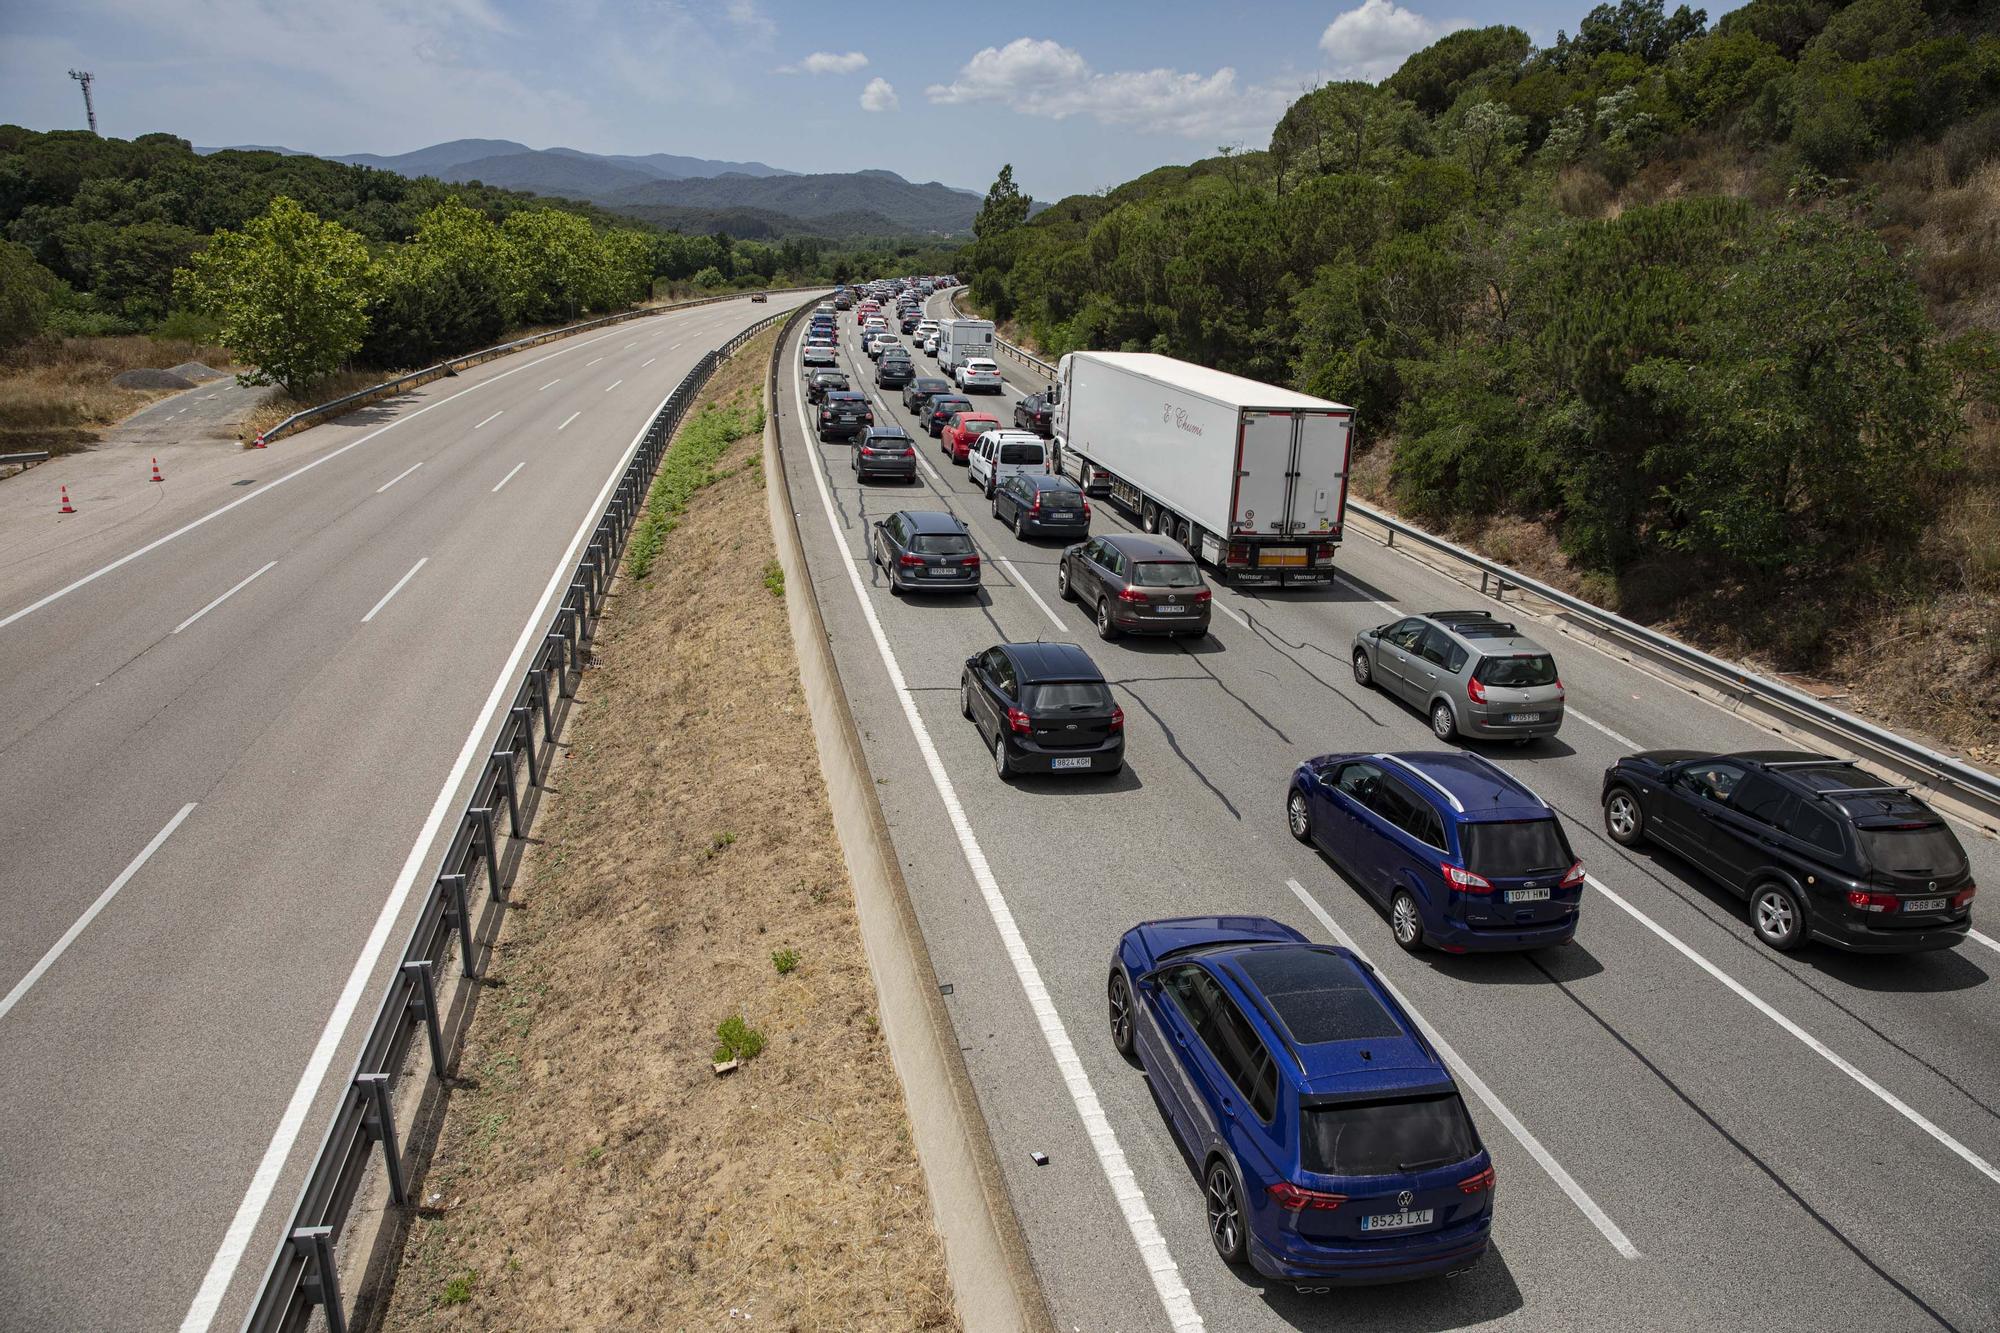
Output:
[150, 457, 164, 482]
[59, 485, 76, 514]
[250, 433, 266, 449]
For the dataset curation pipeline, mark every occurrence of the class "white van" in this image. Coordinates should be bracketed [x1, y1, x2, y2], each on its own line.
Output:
[967, 430, 1049, 498]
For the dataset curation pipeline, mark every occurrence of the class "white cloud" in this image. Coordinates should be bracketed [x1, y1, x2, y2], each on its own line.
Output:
[721, 0, 775, 41]
[781, 50, 869, 75]
[1318, 0, 1470, 81]
[924, 38, 1291, 141]
[859, 77, 899, 112]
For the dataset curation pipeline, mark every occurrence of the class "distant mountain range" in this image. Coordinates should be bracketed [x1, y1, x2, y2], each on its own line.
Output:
[196, 138, 980, 237]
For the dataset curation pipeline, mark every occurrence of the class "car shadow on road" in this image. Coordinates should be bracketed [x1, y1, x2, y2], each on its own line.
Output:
[1006, 765, 1143, 795]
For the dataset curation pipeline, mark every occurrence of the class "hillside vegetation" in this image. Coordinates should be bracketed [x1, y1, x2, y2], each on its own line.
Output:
[967, 0, 2000, 749]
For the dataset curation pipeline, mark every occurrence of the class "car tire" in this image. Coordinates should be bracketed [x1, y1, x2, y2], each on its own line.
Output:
[1604, 789, 1645, 847]
[1750, 882, 1807, 951]
[960, 674, 974, 719]
[1057, 560, 1075, 601]
[1287, 789, 1312, 843]
[1391, 890, 1425, 953]
[993, 734, 1013, 782]
[1014, 511, 1027, 538]
[1205, 1159, 1248, 1267]
[1353, 650, 1373, 688]
[1430, 700, 1458, 742]
[1096, 599, 1119, 641]
[1107, 968, 1136, 1057]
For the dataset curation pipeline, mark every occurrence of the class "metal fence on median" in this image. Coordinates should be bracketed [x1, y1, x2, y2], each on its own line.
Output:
[240, 302, 797, 1333]
[940, 289, 2000, 828]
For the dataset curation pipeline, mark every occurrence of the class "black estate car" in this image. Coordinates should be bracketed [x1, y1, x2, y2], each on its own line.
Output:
[1601, 750, 1975, 953]
[806, 369, 850, 404]
[904, 377, 952, 412]
[875, 354, 915, 389]
[871, 510, 981, 595]
[961, 641, 1124, 779]
[1013, 392, 1055, 436]
[993, 472, 1090, 539]
[852, 426, 918, 484]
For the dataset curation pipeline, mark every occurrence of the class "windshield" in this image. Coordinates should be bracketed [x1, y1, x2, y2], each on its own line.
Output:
[1859, 825, 1968, 879]
[1475, 654, 1558, 688]
[1030, 682, 1112, 712]
[1302, 1094, 1479, 1177]
[1461, 819, 1571, 877]
[910, 533, 973, 555]
[1133, 561, 1202, 588]
[998, 442, 1044, 464]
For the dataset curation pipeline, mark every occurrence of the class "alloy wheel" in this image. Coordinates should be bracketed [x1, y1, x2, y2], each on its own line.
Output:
[1107, 970, 1133, 1054]
[1607, 793, 1639, 841]
[1287, 791, 1311, 842]
[1206, 1164, 1243, 1262]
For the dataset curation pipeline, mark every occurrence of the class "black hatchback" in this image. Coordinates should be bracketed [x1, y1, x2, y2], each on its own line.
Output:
[994, 472, 1090, 539]
[871, 510, 981, 594]
[961, 641, 1124, 779]
[1601, 750, 1975, 953]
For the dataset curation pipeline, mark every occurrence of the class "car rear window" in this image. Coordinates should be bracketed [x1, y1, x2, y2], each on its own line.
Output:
[1461, 819, 1571, 877]
[998, 442, 1044, 464]
[1037, 485, 1083, 507]
[1858, 824, 1968, 878]
[1030, 681, 1112, 711]
[910, 533, 973, 555]
[1474, 654, 1557, 687]
[1302, 1094, 1479, 1177]
[963, 419, 996, 435]
[1132, 560, 1202, 588]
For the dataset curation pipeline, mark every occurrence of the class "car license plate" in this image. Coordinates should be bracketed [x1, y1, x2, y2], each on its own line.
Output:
[1506, 887, 1551, 903]
[1156, 604, 1184, 614]
[1259, 547, 1307, 567]
[1507, 713, 1542, 723]
[1361, 1209, 1433, 1232]
[1906, 896, 1946, 912]
[1051, 756, 1092, 771]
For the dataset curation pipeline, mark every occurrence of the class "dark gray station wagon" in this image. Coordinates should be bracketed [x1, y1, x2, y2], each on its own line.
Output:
[1058, 533, 1212, 639]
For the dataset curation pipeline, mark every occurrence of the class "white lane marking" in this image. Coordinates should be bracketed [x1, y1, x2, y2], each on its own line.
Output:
[623, 341, 636, 348]
[641, 357, 656, 368]
[491, 461, 527, 493]
[1586, 872, 2000, 1187]
[789, 348, 1203, 1330]
[1334, 573, 1399, 616]
[374, 461, 423, 494]
[558, 411, 581, 431]
[174, 561, 276, 634]
[1565, 706, 1638, 751]
[990, 553, 1066, 632]
[669, 342, 680, 350]
[586, 357, 604, 366]
[0, 320, 649, 635]
[1285, 879, 1642, 1258]
[603, 379, 623, 393]
[361, 558, 427, 623]
[176, 357, 694, 1333]
[1, 804, 198, 1022]
[1212, 600, 1249, 630]
[474, 410, 503, 430]
[1969, 928, 1999, 955]
[538, 378, 561, 391]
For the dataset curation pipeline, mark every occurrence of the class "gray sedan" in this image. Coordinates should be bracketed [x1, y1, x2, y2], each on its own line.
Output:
[1352, 609, 1565, 743]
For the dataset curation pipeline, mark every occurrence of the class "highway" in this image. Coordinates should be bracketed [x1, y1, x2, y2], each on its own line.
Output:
[774, 294, 2000, 1332]
[0, 292, 816, 1333]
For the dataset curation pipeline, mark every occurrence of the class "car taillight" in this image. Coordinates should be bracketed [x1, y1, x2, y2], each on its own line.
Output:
[1466, 677, 1487, 704]
[1031, 493, 1043, 512]
[898, 553, 924, 568]
[1109, 705, 1124, 733]
[1559, 861, 1586, 889]
[1194, 587, 1212, 604]
[1081, 502, 1092, 518]
[1442, 862, 1494, 894]
[1458, 1165, 1495, 1195]
[963, 554, 980, 569]
[1267, 1182, 1346, 1212]
[858, 447, 874, 456]
[1226, 542, 1249, 566]
[1555, 677, 1566, 699]
[1006, 706, 1032, 735]
[1952, 884, 1976, 909]
[1848, 889, 1899, 913]
[1117, 585, 1148, 603]
[865, 411, 875, 423]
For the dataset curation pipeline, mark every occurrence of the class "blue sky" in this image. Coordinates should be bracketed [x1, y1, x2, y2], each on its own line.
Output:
[0, 0, 1736, 201]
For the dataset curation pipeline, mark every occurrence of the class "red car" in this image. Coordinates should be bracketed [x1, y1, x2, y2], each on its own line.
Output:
[942, 412, 1000, 464]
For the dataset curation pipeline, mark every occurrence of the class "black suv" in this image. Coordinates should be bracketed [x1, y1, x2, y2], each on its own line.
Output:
[961, 641, 1124, 779]
[875, 354, 915, 389]
[815, 390, 872, 441]
[870, 510, 981, 594]
[1602, 750, 1975, 953]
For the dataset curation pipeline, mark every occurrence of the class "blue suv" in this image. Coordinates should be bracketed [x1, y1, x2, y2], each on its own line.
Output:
[1287, 751, 1583, 953]
[1109, 916, 1494, 1286]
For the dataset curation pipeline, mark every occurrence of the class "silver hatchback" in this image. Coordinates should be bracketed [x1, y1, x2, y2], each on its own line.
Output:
[1352, 609, 1564, 743]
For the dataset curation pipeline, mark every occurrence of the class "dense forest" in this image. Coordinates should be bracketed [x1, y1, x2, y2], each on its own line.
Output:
[965, 0, 2000, 740]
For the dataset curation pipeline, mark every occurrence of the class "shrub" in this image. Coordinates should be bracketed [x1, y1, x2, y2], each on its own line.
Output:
[713, 1015, 766, 1064]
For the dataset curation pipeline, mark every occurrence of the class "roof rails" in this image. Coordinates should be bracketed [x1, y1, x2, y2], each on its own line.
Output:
[1375, 754, 1465, 813]
[1763, 758, 1856, 770]
[1820, 785, 1913, 799]
[1426, 609, 1519, 637]
[1425, 609, 1499, 622]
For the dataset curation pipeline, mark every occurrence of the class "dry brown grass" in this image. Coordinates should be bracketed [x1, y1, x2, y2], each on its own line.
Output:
[236, 368, 393, 445]
[381, 330, 958, 1332]
[0, 334, 234, 455]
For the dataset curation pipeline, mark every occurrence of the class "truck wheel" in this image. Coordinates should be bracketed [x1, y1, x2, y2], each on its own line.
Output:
[1142, 500, 1159, 533]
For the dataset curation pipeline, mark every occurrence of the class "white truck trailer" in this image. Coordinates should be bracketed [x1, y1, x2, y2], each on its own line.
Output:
[1049, 351, 1355, 586]
[936, 317, 995, 376]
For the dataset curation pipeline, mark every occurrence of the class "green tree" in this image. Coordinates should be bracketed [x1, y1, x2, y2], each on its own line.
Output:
[0, 239, 59, 347]
[500, 210, 604, 322]
[1385, 26, 1534, 115]
[973, 164, 1032, 242]
[361, 199, 510, 367]
[174, 195, 374, 394]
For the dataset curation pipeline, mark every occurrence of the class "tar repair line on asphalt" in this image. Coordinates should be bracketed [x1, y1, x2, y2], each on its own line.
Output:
[1284, 878, 1643, 1258]
[1584, 873, 2000, 1187]
[0, 320, 657, 636]
[792, 344, 1206, 1331]
[174, 341, 719, 1333]
[0, 803, 199, 1022]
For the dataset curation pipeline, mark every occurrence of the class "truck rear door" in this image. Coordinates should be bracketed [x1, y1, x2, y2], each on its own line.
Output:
[1232, 411, 1295, 536]
[1287, 411, 1353, 539]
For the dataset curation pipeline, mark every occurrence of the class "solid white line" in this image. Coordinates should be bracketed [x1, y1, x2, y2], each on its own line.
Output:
[0, 321, 645, 635]
[474, 410, 503, 430]
[0, 804, 198, 1022]
[1969, 928, 1999, 955]
[361, 558, 427, 623]
[603, 379, 623, 393]
[789, 352, 1202, 1330]
[1285, 879, 1642, 1258]
[623, 341, 636, 349]
[641, 357, 656, 368]
[538, 379, 560, 392]
[374, 461, 423, 494]
[557, 411, 581, 431]
[991, 553, 1067, 632]
[1586, 873, 2000, 1186]
[174, 561, 276, 634]
[491, 461, 527, 494]
[176, 364, 688, 1333]
[1213, 599, 1250, 630]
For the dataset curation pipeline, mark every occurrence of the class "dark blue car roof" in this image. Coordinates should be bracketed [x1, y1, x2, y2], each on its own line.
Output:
[1205, 943, 1446, 1094]
[1364, 751, 1551, 822]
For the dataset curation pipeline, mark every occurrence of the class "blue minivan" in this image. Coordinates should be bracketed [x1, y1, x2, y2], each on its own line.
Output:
[1109, 916, 1494, 1286]
[1287, 751, 1584, 953]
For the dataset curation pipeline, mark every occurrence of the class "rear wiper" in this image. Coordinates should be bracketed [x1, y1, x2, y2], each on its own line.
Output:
[1397, 1155, 1455, 1171]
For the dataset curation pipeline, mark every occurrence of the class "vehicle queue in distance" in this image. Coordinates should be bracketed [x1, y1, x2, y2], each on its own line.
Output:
[802, 277, 1981, 1293]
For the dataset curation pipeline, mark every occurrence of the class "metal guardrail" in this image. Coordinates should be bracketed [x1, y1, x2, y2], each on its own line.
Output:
[0, 450, 51, 472]
[241, 302, 798, 1333]
[254, 288, 824, 448]
[942, 290, 2000, 828]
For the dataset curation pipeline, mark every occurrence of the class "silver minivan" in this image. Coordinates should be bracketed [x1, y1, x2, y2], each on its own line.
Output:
[1352, 609, 1564, 743]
